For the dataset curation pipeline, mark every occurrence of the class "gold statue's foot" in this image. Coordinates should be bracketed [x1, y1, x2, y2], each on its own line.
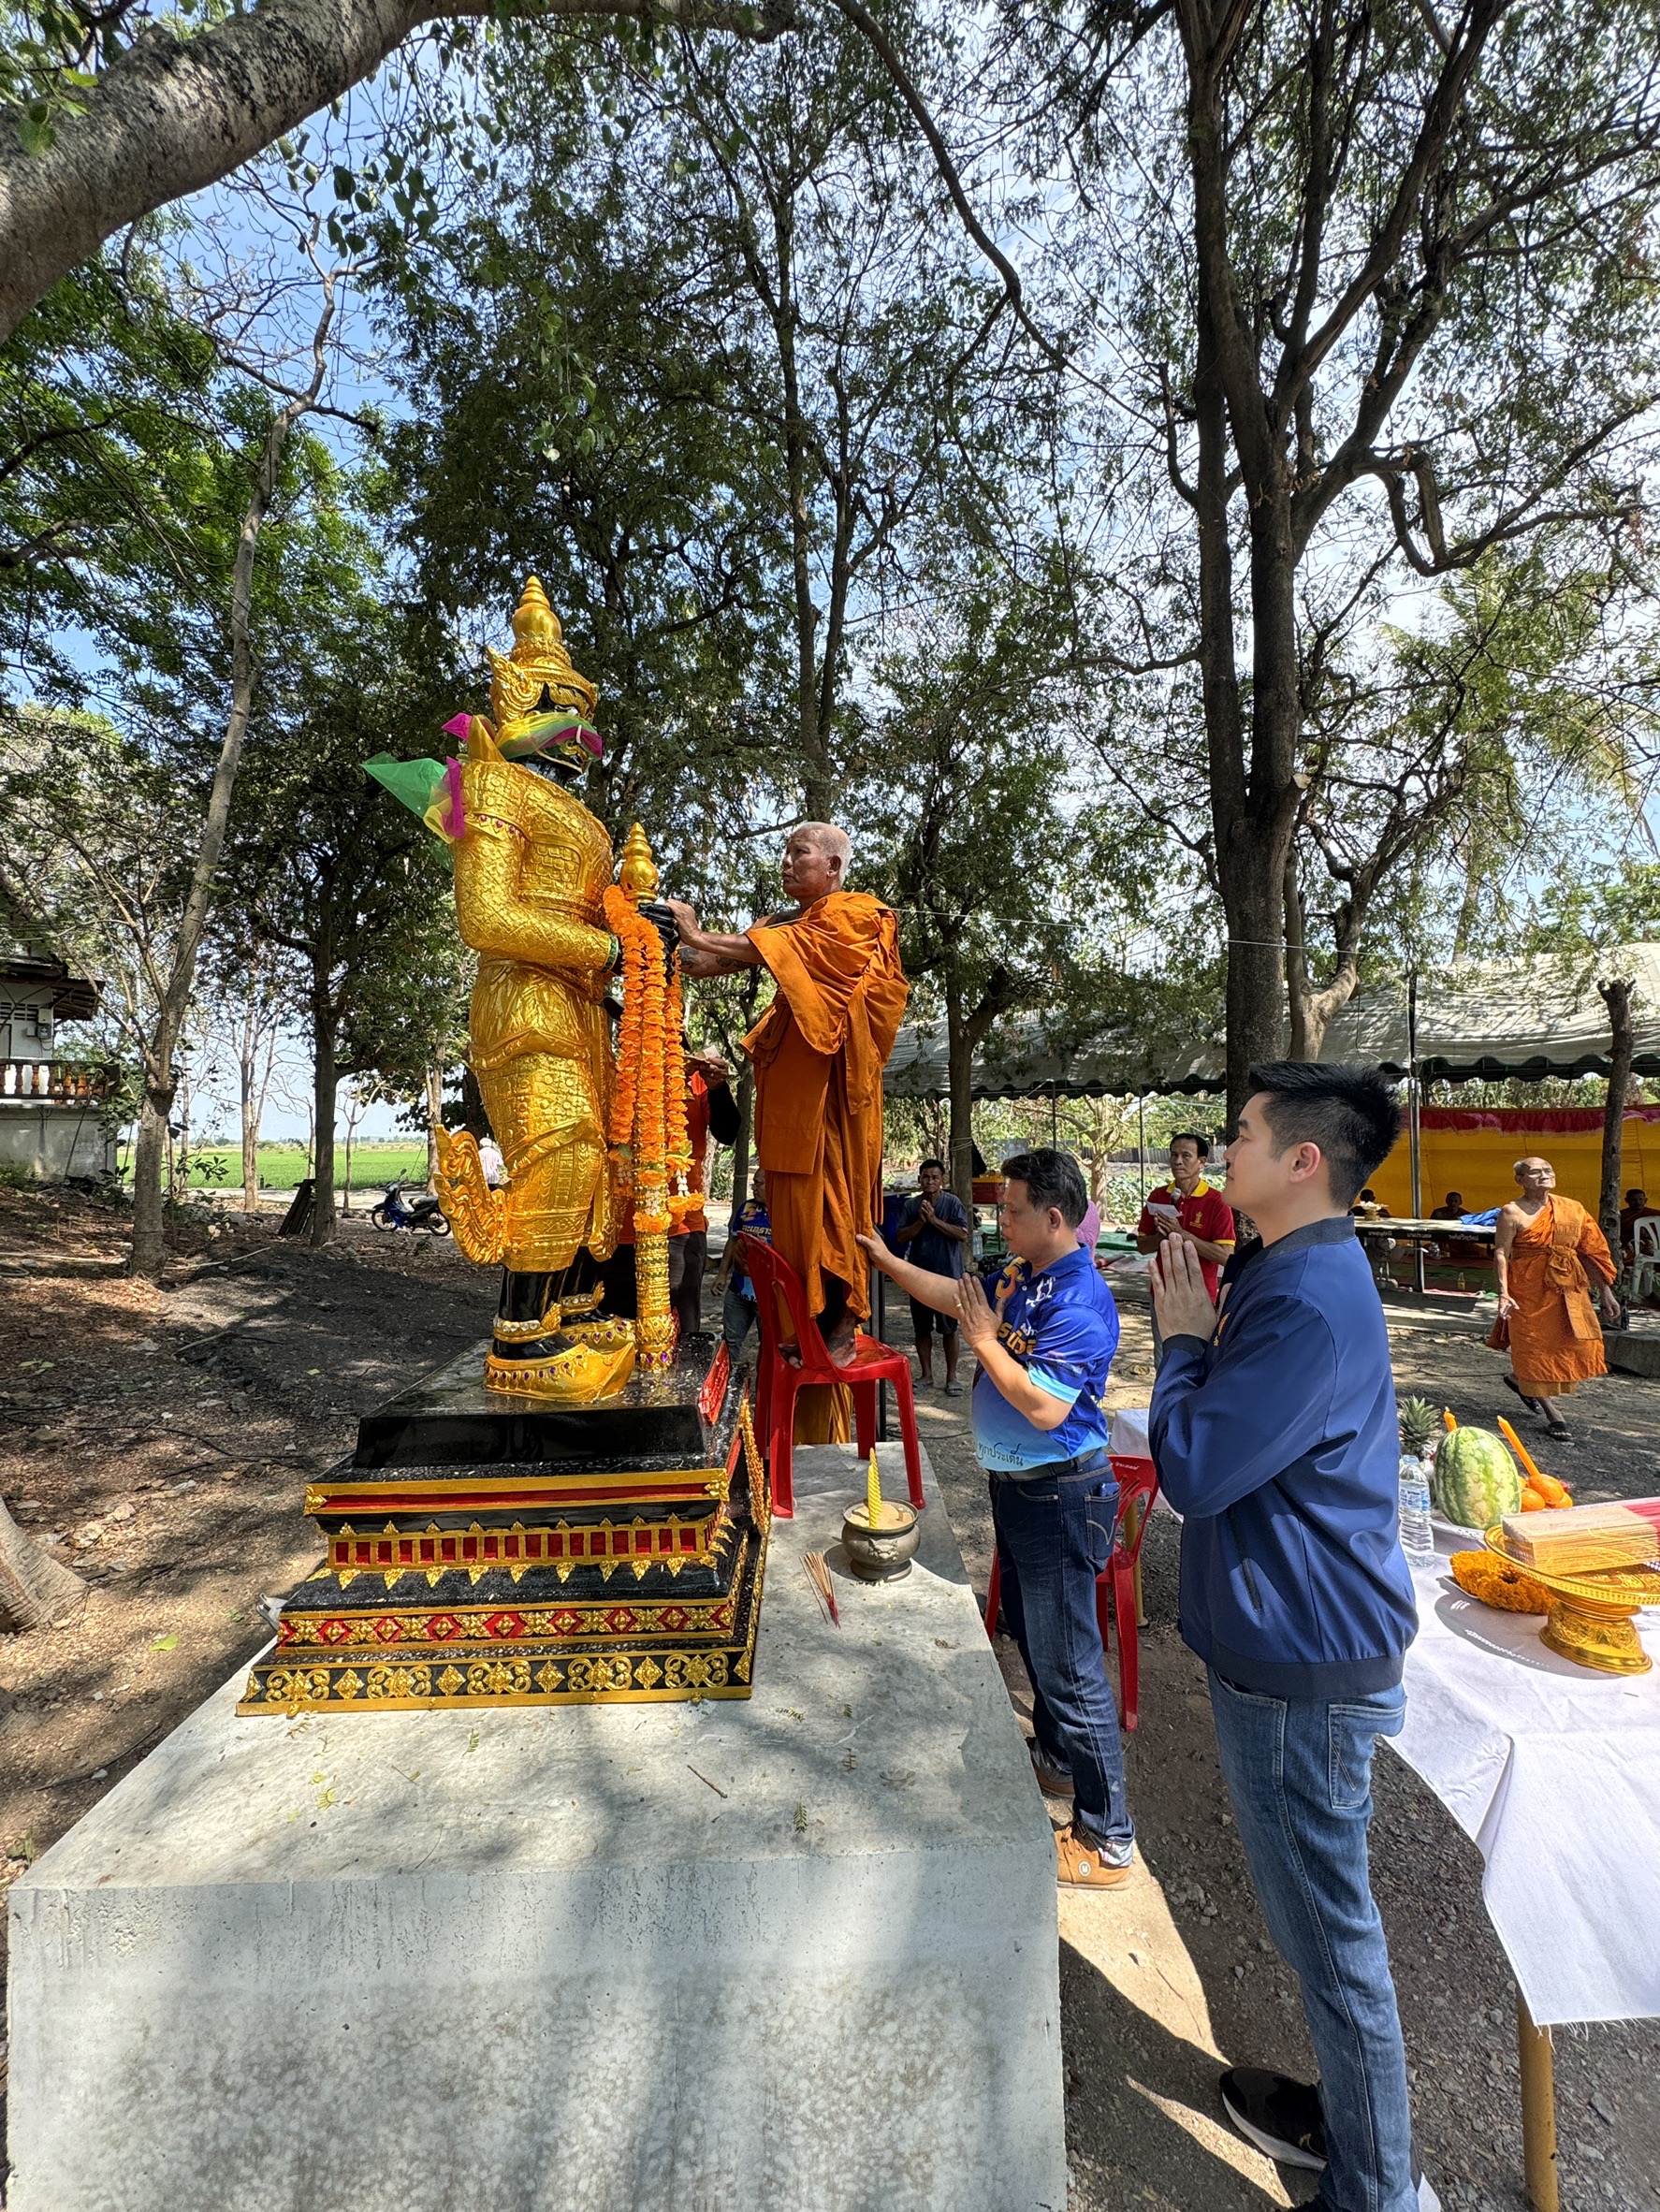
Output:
[486, 1329, 635, 1404]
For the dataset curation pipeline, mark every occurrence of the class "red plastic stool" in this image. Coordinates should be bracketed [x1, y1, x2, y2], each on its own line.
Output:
[982, 1454, 1159, 1730]
[741, 1235, 924, 1521]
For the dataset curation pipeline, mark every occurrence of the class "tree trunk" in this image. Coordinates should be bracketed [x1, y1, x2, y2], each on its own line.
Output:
[125, 384, 316, 1280]
[0, 0, 788, 346]
[240, 1038, 260, 1215]
[1186, 71, 1301, 1124]
[0, 1497, 87, 1634]
[1285, 845, 1312, 1060]
[730, 1065, 753, 1216]
[945, 991, 976, 1215]
[425, 1060, 444, 1187]
[727, 967, 761, 1211]
[310, 1014, 337, 1246]
[128, 1084, 174, 1275]
[1598, 975, 1635, 1258]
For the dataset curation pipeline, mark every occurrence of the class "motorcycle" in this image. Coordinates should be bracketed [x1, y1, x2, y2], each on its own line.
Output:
[370, 1181, 451, 1234]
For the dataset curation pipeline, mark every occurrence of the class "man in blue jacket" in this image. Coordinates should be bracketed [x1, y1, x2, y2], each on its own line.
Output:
[1150, 1062, 1434, 2212]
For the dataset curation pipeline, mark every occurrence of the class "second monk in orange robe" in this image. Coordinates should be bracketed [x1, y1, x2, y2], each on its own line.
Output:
[1493, 1156, 1621, 1441]
[669, 825, 909, 1433]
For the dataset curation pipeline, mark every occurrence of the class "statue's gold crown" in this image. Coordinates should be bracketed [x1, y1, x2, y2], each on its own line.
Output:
[488, 575, 599, 735]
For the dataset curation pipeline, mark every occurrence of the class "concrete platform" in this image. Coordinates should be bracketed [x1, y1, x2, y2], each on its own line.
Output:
[1605, 1325, 1660, 1378]
[7, 1442, 1064, 2212]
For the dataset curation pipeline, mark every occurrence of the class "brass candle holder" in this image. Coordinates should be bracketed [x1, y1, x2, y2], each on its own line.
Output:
[1482, 1523, 1660, 1676]
[841, 1448, 920, 1582]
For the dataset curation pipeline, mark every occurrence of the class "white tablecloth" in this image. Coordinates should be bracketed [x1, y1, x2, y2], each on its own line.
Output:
[1110, 1405, 1152, 1458]
[1392, 1538, 1660, 2025]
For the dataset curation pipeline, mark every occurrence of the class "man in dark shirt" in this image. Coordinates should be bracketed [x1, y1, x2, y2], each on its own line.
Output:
[1151, 1063, 1434, 2212]
[894, 1157, 971, 1393]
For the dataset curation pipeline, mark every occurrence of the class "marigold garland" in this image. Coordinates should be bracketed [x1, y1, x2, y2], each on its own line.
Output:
[602, 880, 688, 1201]
[1450, 1550, 1551, 1614]
[664, 969, 697, 1221]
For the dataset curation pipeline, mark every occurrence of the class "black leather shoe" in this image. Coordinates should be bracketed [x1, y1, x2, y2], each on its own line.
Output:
[1219, 2068, 1325, 2170]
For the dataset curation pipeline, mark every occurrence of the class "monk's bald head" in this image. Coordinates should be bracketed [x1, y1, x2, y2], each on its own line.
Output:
[781, 822, 851, 906]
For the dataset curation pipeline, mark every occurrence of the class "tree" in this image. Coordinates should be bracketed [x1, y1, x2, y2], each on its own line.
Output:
[374, 52, 787, 878]
[1284, 550, 1659, 1056]
[219, 582, 466, 1242]
[651, 7, 1015, 815]
[121, 264, 348, 1274]
[1525, 861, 1660, 1252]
[0, 251, 219, 697]
[199, 940, 292, 1212]
[878, 0, 1660, 1114]
[860, 554, 1156, 1208]
[381, 2, 1019, 829]
[0, 1, 795, 344]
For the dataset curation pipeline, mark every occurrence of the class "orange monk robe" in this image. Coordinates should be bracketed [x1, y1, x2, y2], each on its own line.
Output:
[743, 891, 910, 1439]
[1507, 1196, 1618, 1397]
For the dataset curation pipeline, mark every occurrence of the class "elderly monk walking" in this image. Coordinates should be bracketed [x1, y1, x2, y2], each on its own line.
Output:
[1493, 1156, 1621, 1444]
[669, 825, 909, 1434]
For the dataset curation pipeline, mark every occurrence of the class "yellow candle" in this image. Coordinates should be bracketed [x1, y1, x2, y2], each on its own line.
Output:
[866, 1448, 882, 1527]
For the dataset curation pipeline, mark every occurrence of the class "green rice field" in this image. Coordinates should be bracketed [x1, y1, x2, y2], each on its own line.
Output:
[129, 1144, 431, 1192]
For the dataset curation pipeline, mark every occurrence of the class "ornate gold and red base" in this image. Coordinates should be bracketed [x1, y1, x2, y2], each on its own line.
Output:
[239, 1338, 768, 1713]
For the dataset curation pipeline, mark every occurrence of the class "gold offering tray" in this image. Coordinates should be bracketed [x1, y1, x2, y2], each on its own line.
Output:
[1483, 1523, 1660, 1676]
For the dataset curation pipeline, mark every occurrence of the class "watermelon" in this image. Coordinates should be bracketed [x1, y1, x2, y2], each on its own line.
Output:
[1432, 1425, 1522, 1527]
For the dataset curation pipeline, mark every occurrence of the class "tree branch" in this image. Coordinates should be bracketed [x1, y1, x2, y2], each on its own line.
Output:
[0, 0, 797, 342]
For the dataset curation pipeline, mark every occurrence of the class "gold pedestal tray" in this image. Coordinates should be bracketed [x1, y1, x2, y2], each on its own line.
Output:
[1483, 1523, 1660, 1676]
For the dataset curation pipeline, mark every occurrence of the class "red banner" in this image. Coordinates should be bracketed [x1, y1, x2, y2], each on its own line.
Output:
[1421, 1106, 1660, 1133]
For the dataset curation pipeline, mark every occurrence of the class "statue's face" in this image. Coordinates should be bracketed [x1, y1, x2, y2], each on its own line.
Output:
[780, 830, 841, 905]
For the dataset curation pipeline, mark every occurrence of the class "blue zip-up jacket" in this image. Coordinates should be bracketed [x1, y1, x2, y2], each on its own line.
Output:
[1149, 1215, 1416, 1700]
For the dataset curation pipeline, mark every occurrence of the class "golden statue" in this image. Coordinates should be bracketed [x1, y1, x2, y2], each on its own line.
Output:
[397, 579, 627, 1398]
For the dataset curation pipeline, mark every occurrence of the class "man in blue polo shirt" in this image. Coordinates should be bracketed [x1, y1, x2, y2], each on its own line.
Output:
[1151, 1062, 1435, 2212]
[861, 1146, 1133, 1888]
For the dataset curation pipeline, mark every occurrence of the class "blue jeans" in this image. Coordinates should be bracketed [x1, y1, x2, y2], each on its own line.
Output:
[722, 1281, 757, 1358]
[989, 1458, 1133, 1847]
[1208, 1668, 1415, 2212]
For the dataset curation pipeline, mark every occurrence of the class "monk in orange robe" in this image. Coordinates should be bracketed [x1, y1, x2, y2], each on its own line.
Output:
[1493, 1156, 1621, 1442]
[669, 824, 909, 1436]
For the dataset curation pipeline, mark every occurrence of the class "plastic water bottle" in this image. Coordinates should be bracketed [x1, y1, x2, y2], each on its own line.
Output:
[1398, 1451, 1434, 1566]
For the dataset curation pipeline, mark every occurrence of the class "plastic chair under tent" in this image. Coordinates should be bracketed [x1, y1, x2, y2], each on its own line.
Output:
[982, 1455, 1160, 1732]
[740, 1235, 925, 1521]
[1629, 1215, 1660, 1304]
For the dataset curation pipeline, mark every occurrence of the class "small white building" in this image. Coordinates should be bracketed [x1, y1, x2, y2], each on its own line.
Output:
[0, 950, 119, 1180]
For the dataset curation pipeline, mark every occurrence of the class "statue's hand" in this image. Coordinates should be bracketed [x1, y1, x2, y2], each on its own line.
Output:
[636, 898, 680, 962]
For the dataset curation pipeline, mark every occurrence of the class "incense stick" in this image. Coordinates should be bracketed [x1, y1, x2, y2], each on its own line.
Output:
[804, 1550, 840, 1626]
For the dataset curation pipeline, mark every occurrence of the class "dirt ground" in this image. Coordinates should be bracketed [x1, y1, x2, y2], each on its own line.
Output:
[3, 1192, 1658, 2211]
[912, 1280, 1660, 2212]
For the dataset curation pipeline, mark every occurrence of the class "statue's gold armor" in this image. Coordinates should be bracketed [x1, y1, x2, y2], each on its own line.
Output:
[454, 759, 619, 1272]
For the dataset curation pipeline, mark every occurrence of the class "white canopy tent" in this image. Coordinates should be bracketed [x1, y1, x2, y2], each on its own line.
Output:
[882, 944, 1660, 1101]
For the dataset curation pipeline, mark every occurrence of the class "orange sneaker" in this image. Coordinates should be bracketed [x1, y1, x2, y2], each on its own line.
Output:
[1056, 1826, 1133, 1888]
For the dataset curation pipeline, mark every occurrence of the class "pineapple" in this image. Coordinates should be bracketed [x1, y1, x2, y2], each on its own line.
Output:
[1398, 1397, 1439, 1458]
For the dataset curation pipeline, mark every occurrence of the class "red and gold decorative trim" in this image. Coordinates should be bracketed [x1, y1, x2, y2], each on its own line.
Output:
[323, 1508, 729, 1589]
[276, 1593, 739, 1649]
[306, 1463, 731, 1516]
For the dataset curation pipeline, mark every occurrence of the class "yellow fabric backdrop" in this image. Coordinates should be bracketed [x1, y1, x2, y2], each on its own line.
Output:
[1369, 1113, 1660, 1220]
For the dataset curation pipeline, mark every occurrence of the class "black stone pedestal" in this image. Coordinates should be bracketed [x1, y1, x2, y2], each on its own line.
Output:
[239, 1337, 769, 1713]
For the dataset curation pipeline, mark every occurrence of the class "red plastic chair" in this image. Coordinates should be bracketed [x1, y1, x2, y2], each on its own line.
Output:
[982, 1454, 1159, 1731]
[741, 1234, 924, 1521]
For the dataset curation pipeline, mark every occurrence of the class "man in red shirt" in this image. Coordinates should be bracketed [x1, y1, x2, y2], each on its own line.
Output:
[1138, 1131, 1235, 1313]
